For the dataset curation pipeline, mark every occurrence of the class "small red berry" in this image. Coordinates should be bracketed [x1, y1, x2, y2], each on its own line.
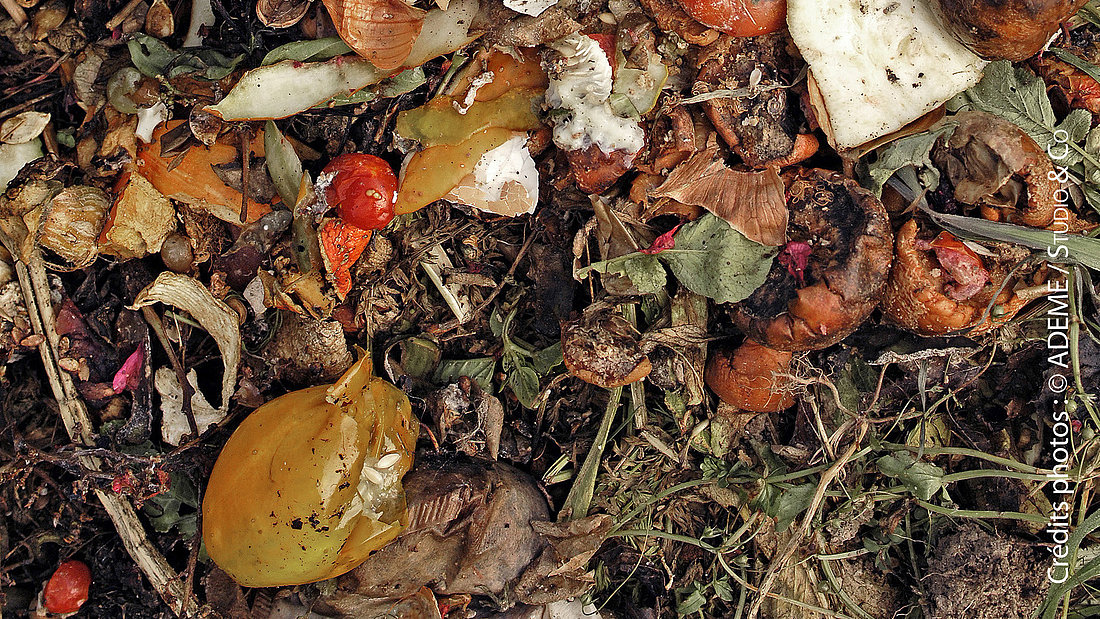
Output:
[43, 560, 91, 614]
[320, 153, 398, 232]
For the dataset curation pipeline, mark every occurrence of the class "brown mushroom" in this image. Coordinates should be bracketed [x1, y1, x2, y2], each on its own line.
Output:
[561, 307, 652, 388]
[932, 111, 1060, 228]
[882, 218, 1033, 336]
[931, 0, 1086, 61]
[705, 339, 795, 412]
[730, 169, 894, 351]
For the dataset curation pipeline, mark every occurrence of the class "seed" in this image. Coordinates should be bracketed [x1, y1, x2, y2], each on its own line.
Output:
[375, 453, 401, 469]
[361, 466, 384, 485]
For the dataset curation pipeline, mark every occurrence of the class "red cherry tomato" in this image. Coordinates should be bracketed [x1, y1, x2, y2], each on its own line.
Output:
[321, 154, 398, 232]
[678, 0, 786, 36]
[43, 560, 91, 614]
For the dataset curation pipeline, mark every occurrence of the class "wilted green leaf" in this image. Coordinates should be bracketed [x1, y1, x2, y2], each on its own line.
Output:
[261, 37, 354, 66]
[622, 254, 666, 294]
[860, 124, 955, 196]
[768, 483, 816, 532]
[144, 472, 199, 535]
[661, 214, 776, 304]
[877, 453, 944, 501]
[532, 342, 563, 376]
[508, 364, 541, 408]
[922, 207, 1100, 271]
[434, 357, 495, 392]
[949, 61, 1092, 163]
[128, 35, 176, 77]
[264, 121, 303, 207]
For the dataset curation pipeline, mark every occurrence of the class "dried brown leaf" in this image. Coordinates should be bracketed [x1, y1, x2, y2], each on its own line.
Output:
[651, 149, 787, 246]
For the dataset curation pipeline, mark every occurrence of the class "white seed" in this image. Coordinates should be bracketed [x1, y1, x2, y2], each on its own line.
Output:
[361, 466, 384, 485]
[375, 453, 402, 470]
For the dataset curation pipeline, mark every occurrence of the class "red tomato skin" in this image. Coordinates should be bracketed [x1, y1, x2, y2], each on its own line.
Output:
[679, 0, 787, 36]
[44, 560, 92, 614]
[321, 154, 398, 232]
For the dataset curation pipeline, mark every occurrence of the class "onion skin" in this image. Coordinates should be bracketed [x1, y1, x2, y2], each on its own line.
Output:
[202, 356, 417, 587]
[931, 0, 1086, 61]
[705, 340, 795, 412]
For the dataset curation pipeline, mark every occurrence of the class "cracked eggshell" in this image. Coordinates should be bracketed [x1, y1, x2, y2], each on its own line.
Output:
[443, 134, 538, 217]
[503, 0, 557, 16]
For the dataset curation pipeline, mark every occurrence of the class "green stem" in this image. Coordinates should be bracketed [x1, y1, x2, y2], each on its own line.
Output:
[561, 387, 623, 521]
[915, 500, 1049, 525]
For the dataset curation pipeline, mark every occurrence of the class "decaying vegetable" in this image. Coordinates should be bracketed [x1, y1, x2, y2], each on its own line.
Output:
[42, 560, 92, 615]
[561, 306, 652, 388]
[882, 219, 1030, 335]
[319, 153, 398, 231]
[931, 111, 1060, 228]
[100, 172, 176, 260]
[23, 185, 109, 269]
[677, 0, 786, 36]
[692, 35, 801, 169]
[202, 354, 417, 587]
[732, 169, 893, 351]
[318, 455, 550, 608]
[930, 0, 1086, 61]
[137, 122, 274, 225]
[787, 0, 986, 149]
[704, 339, 795, 412]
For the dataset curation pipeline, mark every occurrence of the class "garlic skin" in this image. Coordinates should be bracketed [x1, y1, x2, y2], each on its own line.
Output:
[544, 34, 644, 156]
[202, 356, 417, 587]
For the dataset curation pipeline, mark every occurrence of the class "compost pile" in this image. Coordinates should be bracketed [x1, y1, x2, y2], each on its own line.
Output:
[3, 0, 1100, 617]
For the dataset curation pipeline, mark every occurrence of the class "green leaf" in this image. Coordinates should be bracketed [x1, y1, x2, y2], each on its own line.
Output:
[677, 586, 708, 615]
[263, 121, 303, 207]
[660, 214, 776, 304]
[860, 124, 955, 196]
[769, 483, 816, 532]
[622, 254, 667, 294]
[508, 364, 541, 408]
[876, 453, 944, 501]
[261, 37, 354, 66]
[143, 472, 200, 535]
[434, 357, 496, 393]
[713, 578, 735, 602]
[128, 34, 176, 77]
[532, 342, 563, 376]
[380, 67, 427, 97]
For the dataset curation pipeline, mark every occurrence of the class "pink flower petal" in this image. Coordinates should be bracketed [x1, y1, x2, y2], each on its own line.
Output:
[640, 223, 683, 255]
[113, 342, 144, 394]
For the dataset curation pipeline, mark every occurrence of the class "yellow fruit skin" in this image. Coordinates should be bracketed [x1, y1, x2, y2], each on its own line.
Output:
[202, 357, 417, 587]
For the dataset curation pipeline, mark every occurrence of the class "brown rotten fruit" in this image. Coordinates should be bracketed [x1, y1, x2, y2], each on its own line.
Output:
[931, 0, 1086, 61]
[932, 111, 1061, 228]
[731, 169, 893, 351]
[705, 340, 795, 412]
[561, 306, 651, 389]
[883, 219, 1031, 336]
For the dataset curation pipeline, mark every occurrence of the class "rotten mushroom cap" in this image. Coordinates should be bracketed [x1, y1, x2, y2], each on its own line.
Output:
[731, 169, 894, 351]
[561, 309, 652, 389]
[882, 218, 1025, 336]
[931, 0, 1087, 61]
[932, 110, 1060, 228]
[704, 339, 796, 412]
